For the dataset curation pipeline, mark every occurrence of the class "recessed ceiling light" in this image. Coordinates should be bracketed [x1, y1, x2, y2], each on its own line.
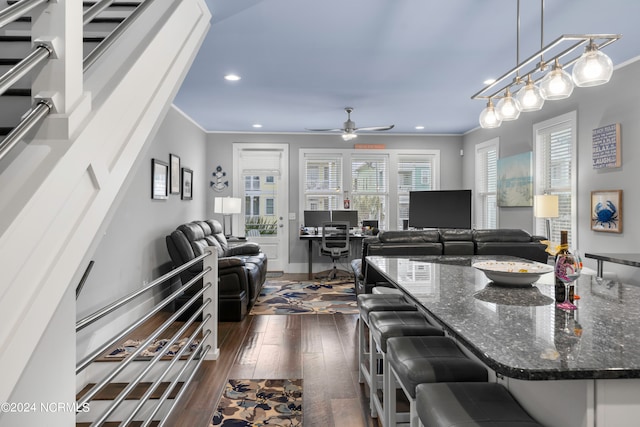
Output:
[224, 74, 241, 81]
[415, 126, 425, 130]
[483, 78, 496, 85]
[252, 124, 263, 128]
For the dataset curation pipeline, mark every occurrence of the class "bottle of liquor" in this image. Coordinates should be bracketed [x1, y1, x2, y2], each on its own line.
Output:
[554, 230, 569, 303]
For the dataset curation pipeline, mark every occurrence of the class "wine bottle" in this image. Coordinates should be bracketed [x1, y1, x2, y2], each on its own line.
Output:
[554, 230, 569, 303]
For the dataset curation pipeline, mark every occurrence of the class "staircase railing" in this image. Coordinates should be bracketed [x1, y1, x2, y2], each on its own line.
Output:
[76, 248, 218, 426]
[0, 0, 152, 162]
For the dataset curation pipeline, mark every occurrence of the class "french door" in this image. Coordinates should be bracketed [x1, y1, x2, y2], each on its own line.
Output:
[233, 143, 289, 271]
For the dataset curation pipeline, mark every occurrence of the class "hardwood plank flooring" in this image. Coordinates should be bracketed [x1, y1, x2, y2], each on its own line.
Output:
[165, 276, 378, 427]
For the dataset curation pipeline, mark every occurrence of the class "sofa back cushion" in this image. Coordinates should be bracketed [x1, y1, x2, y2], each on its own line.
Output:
[473, 229, 532, 243]
[379, 230, 440, 243]
[204, 219, 229, 252]
[439, 228, 473, 241]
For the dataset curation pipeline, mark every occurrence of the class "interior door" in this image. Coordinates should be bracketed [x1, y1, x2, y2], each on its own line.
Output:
[233, 144, 289, 272]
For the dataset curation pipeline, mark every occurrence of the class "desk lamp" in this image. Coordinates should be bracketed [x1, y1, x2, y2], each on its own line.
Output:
[534, 194, 559, 240]
[214, 197, 242, 237]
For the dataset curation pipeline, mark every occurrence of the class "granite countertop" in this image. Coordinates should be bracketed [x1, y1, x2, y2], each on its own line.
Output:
[366, 255, 640, 381]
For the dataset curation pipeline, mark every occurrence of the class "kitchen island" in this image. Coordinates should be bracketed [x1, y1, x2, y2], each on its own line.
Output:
[366, 255, 640, 427]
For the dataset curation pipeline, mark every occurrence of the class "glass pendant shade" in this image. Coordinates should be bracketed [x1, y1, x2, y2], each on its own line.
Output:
[479, 99, 502, 129]
[540, 60, 574, 100]
[572, 42, 613, 87]
[496, 89, 521, 121]
[516, 76, 545, 111]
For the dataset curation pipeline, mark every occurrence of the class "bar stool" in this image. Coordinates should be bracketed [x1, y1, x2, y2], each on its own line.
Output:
[357, 294, 416, 387]
[386, 336, 488, 427]
[415, 382, 544, 427]
[368, 311, 443, 425]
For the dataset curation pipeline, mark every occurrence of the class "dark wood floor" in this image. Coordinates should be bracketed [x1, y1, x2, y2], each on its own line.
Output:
[165, 274, 377, 427]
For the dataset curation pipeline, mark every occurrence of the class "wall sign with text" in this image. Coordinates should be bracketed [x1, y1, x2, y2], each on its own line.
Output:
[592, 123, 621, 169]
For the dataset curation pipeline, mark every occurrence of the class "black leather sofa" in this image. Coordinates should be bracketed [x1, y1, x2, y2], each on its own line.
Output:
[166, 219, 267, 321]
[352, 228, 548, 295]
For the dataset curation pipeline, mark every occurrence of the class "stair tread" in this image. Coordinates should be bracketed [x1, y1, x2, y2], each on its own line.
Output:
[76, 381, 184, 401]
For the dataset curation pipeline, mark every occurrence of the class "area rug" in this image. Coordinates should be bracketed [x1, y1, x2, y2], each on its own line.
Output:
[105, 337, 199, 358]
[211, 379, 302, 427]
[249, 278, 357, 315]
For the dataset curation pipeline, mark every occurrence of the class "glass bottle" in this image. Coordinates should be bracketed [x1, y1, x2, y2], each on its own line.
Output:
[554, 230, 569, 303]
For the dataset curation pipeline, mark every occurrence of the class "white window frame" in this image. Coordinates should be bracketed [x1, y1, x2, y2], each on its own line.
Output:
[299, 148, 440, 230]
[533, 111, 578, 246]
[475, 138, 499, 229]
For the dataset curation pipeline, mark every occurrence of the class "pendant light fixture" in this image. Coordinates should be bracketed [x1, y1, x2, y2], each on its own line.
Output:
[471, 0, 620, 125]
[479, 99, 502, 129]
[540, 59, 574, 100]
[572, 40, 614, 87]
[516, 75, 545, 111]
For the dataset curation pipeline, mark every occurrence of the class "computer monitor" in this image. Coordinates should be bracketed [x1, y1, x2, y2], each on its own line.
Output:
[362, 219, 379, 229]
[331, 210, 359, 228]
[303, 210, 331, 228]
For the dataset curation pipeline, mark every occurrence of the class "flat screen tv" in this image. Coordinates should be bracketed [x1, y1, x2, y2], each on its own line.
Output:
[409, 190, 472, 229]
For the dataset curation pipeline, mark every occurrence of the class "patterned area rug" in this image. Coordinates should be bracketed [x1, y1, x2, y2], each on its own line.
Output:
[105, 337, 199, 358]
[249, 278, 357, 315]
[211, 379, 302, 427]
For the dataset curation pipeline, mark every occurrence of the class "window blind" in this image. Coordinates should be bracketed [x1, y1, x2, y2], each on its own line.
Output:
[476, 144, 497, 229]
[397, 156, 435, 229]
[351, 155, 388, 226]
[303, 154, 342, 210]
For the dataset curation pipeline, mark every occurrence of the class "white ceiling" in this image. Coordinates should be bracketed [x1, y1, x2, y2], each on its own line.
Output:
[173, 0, 640, 135]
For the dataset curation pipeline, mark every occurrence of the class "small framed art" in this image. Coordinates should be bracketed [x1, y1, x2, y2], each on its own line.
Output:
[591, 190, 622, 233]
[169, 154, 181, 194]
[181, 167, 193, 200]
[151, 159, 169, 200]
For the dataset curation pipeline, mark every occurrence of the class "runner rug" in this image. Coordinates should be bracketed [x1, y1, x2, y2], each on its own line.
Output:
[104, 337, 199, 359]
[249, 278, 357, 315]
[211, 379, 303, 427]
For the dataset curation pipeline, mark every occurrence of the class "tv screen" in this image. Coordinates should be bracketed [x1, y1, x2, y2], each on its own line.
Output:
[331, 210, 359, 228]
[409, 190, 472, 229]
[304, 210, 331, 228]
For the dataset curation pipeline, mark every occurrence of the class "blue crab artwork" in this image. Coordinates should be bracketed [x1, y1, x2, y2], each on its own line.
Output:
[593, 200, 618, 229]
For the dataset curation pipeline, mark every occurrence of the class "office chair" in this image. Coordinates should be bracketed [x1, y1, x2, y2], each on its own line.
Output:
[319, 221, 352, 280]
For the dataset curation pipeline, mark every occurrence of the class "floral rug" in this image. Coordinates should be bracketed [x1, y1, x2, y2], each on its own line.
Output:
[211, 379, 302, 427]
[105, 337, 199, 358]
[249, 278, 357, 315]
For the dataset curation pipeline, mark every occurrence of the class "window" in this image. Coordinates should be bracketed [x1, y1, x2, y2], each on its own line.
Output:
[351, 155, 388, 226]
[301, 149, 439, 230]
[245, 176, 260, 191]
[397, 156, 435, 229]
[245, 196, 260, 216]
[266, 176, 274, 183]
[266, 198, 274, 215]
[303, 154, 342, 211]
[534, 111, 577, 246]
[475, 139, 498, 229]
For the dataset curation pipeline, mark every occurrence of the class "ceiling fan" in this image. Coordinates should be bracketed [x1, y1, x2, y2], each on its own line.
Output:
[306, 107, 395, 141]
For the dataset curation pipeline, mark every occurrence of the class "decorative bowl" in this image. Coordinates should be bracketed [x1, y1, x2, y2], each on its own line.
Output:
[472, 260, 554, 287]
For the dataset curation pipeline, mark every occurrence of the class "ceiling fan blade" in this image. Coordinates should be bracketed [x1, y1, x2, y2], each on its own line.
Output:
[305, 128, 344, 132]
[355, 125, 395, 132]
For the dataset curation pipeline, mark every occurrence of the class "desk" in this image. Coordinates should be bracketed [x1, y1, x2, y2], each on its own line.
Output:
[584, 252, 640, 277]
[366, 255, 640, 427]
[300, 234, 364, 279]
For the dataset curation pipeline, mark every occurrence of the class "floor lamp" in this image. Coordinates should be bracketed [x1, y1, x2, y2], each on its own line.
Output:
[534, 194, 559, 240]
[214, 197, 242, 237]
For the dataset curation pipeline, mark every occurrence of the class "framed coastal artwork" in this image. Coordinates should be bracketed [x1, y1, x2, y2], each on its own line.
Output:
[591, 190, 622, 233]
[497, 151, 533, 207]
[151, 159, 168, 200]
[181, 167, 193, 200]
[169, 153, 181, 194]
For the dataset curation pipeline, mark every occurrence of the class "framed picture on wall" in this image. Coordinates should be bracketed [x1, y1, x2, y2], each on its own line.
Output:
[169, 153, 181, 194]
[181, 167, 193, 200]
[151, 159, 169, 200]
[591, 190, 622, 233]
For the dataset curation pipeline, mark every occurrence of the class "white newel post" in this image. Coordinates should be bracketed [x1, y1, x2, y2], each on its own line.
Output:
[203, 248, 219, 360]
[30, 0, 91, 139]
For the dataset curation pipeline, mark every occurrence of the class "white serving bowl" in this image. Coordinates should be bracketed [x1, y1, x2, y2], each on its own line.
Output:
[472, 260, 554, 287]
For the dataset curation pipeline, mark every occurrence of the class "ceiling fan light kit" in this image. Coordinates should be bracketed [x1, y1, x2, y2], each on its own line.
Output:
[306, 107, 394, 140]
[473, 0, 620, 129]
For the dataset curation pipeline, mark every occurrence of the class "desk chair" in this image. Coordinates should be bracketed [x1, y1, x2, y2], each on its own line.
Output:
[319, 221, 351, 280]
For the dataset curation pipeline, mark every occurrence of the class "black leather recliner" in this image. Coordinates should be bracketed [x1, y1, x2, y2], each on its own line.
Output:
[166, 219, 267, 321]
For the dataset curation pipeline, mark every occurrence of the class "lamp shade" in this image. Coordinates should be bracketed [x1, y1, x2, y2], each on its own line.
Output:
[533, 194, 559, 218]
[214, 197, 242, 214]
[479, 99, 502, 129]
[572, 42, 614, 87]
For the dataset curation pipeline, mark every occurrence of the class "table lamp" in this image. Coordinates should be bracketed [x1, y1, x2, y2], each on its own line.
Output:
[214, 197, 242, 237]
[534, 194, 559, 240]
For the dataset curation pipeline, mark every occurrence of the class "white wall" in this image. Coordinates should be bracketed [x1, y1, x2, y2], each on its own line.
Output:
[76, 107, 207, 360]
[463, 57, 640, 283]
